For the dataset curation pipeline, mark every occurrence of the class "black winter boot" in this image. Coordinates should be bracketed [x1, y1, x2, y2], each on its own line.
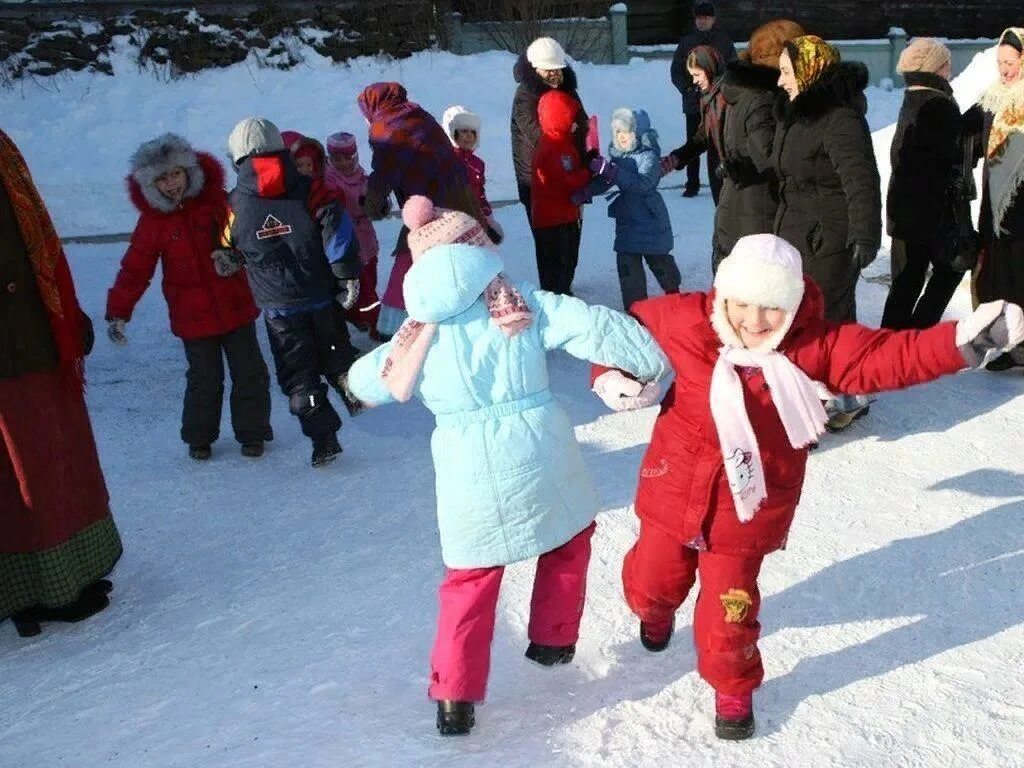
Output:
[524, 642, 576, 666]
[436, 700, 475, 735]
[311, 434, 342, 467]
[189, 444, 212, 461]
[640, 617, 674, 652]
[241, 441, 264, 458]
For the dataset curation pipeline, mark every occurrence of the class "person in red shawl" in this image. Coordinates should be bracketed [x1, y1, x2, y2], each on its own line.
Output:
[357, 82, 482, 339]
[0, 129, 122, 638]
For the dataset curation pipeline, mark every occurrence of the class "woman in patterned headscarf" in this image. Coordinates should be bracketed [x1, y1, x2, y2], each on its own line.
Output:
[974, 28, 1024, 371]
[771, 35, 882, 431]
[0, 129, 122, 637]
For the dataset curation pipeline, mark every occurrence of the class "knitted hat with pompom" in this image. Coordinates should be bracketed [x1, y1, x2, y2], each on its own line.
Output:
[402, 196, 493, 261]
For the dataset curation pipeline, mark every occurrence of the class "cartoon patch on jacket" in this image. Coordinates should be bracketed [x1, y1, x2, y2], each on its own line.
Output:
[724, 448, 754, 494]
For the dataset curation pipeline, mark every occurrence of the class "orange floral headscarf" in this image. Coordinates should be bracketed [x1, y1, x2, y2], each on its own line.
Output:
[784, 35, 841, 92]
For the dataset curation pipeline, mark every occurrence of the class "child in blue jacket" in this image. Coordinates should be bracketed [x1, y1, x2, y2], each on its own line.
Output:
[581, 108, 682, 309]
[346, 196, 668, 737]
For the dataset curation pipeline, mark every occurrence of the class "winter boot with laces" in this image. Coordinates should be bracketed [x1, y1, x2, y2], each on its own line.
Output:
[311, 434, 342, 468]
[639, 616, 675, 652]
[715, 691, 755, 740]
[524, 642, 576, 666]
[436, 700, 475, 735]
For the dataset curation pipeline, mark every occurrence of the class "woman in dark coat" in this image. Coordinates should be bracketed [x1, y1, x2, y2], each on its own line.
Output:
[665, 20, 805, 271]
[0, 129, 121, 637]
[974, 27, 1024, 371]
[773, 35, 882, 429]
[882, 39, 967, 330]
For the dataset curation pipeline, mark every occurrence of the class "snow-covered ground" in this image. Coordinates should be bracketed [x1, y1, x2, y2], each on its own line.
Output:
[2, 43, 1023, 768]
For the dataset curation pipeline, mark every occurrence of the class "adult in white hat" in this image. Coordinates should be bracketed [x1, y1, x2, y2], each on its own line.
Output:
[511, 37, 589, 279]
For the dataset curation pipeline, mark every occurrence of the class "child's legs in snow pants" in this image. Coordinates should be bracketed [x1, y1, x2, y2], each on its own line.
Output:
[622, 523, 764, 695]
[616, 252, 681, 310]
[429, 522, 595, 702]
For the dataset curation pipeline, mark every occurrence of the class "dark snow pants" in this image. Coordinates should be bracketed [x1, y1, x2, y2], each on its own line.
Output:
[616, 252, 682, 310]
[534, 221, 582, 295]
[264, 305, 359, 442]
[623, 523, 765, 695]
[181, 321, 271, 448]
[882, 238, 964, 330]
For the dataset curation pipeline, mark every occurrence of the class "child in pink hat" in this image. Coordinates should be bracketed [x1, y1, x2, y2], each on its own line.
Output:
[325, 131, 383, 337]
[347, 196, 669, 737]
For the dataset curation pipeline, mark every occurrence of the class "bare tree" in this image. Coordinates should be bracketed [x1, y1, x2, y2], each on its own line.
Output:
[451, 0, 610, 61]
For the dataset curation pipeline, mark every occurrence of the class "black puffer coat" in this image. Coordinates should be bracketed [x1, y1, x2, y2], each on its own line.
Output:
[772, 62, 881, 322]
[886, 73, 962, 244]
[713, 61, 780, 267]
[510, 55, 587, 187]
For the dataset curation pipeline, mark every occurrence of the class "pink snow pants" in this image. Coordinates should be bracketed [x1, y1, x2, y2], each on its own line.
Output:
[428, 522, 596, 702]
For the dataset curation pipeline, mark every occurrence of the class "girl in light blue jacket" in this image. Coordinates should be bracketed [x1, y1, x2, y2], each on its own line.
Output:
[347, 196, 669, 736]
[583, 108, 682, 310]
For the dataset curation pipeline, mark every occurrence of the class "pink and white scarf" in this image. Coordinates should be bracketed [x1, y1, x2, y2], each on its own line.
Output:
[380, 274, 533, 402]
[709, 346, 829, 522]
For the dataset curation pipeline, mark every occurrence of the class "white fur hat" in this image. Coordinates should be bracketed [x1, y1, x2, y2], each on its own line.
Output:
[526, 37, 567, 70]
[228, 117, 284, 163]
[711, 234, 805, 350]
[130, 133, 205, 214]
[441, 105, 482, 150]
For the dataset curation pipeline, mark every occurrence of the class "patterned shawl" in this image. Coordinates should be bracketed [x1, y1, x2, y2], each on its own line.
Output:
[785, 35, 841, 92]
[981, 28, 1024, 234]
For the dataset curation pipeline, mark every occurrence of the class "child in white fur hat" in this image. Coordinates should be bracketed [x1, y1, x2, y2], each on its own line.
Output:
[441, 105, 503, 243]
[591, 233, 1024, 740]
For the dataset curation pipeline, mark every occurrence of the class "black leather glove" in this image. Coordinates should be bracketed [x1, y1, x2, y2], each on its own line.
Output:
[962, 104, 985, 136]
[851, 241, 878, 271]
[81, 311, 95, 356]
[583, 148, 600, 166]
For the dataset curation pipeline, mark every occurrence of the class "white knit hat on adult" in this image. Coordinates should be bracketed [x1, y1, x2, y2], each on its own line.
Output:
[711, 234, 805, 352]
[526, 37, 567, 70]
[228, 117, 285, 163]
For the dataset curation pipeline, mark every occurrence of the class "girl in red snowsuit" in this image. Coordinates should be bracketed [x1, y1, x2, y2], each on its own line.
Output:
[591, 233, 1024, 739]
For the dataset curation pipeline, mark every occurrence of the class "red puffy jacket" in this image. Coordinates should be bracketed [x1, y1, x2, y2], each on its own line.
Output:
[531, 90, 591, 229]
[106, 153, 259, 340]
[601, 279, 965, 557]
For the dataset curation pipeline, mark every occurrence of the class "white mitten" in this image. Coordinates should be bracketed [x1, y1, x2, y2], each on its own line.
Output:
[956, 300, 1024, 367]
[593, 370, 649, 411]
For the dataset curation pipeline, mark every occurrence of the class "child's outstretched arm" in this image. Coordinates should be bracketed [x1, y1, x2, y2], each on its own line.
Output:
[531, 288, 669, 383]
[812, 302, 1024, 395]
[346, 339, 399, 409]
[605, 150, 661, 193]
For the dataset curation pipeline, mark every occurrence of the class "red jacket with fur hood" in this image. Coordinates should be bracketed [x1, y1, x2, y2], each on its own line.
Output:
[608, 279, 965, 557]
[107, 140, 259, 340]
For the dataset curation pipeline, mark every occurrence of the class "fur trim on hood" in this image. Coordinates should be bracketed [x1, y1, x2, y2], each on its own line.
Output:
[129, 133, 206, 214]
[441, 105, 482, 150]
[775, 61, 870, 124]
[722, 60, 781, 102]
[128, 148, 225, 217]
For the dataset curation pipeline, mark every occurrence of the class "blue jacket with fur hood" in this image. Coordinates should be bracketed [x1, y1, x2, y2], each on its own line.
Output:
[589, 108, 674, 255]
[346, 241, 668, 568]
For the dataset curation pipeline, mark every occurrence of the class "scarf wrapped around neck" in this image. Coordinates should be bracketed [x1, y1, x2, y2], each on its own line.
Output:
[0, 130, 85, 391]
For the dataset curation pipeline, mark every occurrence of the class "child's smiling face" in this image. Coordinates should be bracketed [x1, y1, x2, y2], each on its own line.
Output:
[614, 129, 635, 151]
[725, 300, 788, 350]
[154, 167, 188, 203]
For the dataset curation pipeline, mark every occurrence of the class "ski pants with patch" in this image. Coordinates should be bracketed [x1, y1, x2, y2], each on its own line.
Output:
[428, 522, 596, 702]
[622, 523, 764, 695]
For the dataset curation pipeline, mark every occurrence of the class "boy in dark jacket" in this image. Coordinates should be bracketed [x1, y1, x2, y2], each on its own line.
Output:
[106, 133, 271, 461]
[218, 117, 362, 467]
[532, 90, 592, 295]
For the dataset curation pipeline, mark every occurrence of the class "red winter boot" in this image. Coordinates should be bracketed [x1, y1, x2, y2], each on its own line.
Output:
[715, 691, 755, 740]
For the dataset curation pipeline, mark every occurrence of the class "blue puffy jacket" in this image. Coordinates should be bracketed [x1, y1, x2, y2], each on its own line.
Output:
[589, 109, 674, 255]
[347, 242, 669, 569]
